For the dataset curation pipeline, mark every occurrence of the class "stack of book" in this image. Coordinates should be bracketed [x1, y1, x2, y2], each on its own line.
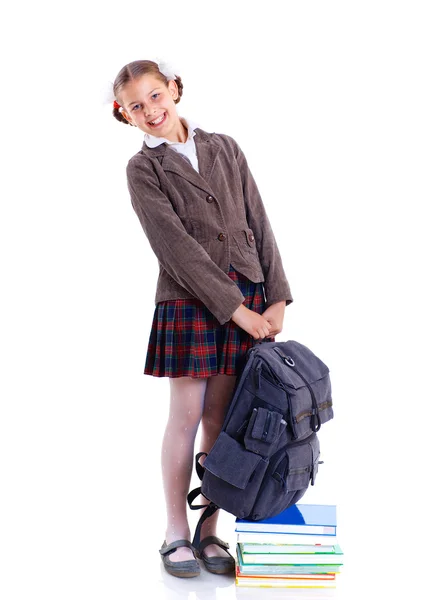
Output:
[234, 503, 343, 589]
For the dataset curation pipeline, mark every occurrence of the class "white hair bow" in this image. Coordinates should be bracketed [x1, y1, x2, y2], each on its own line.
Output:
[154, 56, 179, 81]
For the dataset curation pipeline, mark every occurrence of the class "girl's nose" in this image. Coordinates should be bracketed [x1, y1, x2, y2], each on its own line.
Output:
[145, 111, 158, 123]
[143, 105, 156, 118]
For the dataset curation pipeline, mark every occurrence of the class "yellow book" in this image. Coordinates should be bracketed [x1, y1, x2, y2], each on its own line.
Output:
[236, 575, 337, 588]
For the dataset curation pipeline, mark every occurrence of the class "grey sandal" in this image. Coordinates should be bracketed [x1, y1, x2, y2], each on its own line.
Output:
[159, 539, 201, 578]
[194, 536, 235, 575]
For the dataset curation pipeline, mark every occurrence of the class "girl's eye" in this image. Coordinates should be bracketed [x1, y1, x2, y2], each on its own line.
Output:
[132, 94, 159, 111]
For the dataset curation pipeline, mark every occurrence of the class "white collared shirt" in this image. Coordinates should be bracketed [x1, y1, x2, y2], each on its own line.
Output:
[143, 115, 201, 173]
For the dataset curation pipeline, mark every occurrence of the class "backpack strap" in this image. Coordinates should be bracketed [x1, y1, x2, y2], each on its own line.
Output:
[191, 500, 219, 549]
[194, 451, 207, 480]
[187, 486, 207, 510]
[187, 486, 220, 548]
[187, 454, 211, 511]
[187, 453, 220, 549]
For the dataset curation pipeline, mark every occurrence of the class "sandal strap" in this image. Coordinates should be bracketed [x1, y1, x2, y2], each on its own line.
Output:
[196, 535, 230, 555]
[159, 539, 194, 556]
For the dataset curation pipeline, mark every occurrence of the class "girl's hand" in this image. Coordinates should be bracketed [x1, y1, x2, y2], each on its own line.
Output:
[261, 301, 286, 337]
[231, 304, 272, 340]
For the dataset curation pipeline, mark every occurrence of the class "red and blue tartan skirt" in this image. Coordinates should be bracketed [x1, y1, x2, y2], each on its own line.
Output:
[144, 264, 275, 378]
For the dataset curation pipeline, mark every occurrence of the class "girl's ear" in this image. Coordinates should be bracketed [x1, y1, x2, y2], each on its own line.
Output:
[120, 109, 134, 125]
[168, 79, 178, 101]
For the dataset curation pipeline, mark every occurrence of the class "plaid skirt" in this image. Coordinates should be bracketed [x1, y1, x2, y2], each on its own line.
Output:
[144, 264, 275, 378]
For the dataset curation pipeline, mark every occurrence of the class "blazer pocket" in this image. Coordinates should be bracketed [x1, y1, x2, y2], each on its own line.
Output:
[244, 228, 257, 249]
[233, 228, 257, 257]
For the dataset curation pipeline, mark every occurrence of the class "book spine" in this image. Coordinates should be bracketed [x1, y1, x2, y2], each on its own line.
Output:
[237, 533, 338, 545]
[236, 525, 336, 535]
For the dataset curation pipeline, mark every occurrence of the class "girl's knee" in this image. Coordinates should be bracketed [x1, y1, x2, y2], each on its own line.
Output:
[168, 376, 207, 430]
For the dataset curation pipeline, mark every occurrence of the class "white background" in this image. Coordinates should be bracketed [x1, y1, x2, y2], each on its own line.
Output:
[1, 1, 434, 598]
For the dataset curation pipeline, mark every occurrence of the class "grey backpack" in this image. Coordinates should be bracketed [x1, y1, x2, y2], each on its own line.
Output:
[188, 340, 333, 548]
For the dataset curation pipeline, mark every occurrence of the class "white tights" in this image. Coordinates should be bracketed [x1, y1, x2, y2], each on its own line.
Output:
[161, 373, 237, 562]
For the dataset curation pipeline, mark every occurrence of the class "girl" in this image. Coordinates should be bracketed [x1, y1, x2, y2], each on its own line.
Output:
[111, 59, 293, 578]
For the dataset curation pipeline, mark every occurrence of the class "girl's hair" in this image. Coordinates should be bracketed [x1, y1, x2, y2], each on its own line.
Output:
[112, 60, 184, 126]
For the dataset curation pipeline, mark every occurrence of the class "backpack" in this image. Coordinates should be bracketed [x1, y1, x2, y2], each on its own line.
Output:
[187, 339, 333, 548]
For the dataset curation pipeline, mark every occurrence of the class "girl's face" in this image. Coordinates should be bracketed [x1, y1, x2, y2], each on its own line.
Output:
[118, 74, 180, 136]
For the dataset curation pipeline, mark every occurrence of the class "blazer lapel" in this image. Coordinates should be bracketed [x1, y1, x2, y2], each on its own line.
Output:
[141, 128, 221, 194]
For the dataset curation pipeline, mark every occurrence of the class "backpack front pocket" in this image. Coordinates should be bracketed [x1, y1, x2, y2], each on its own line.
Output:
[244, 407, 287, 457]
[290, 376, 334, 439]
[202, 431, 269, 519]
[247, 432, 321, 521]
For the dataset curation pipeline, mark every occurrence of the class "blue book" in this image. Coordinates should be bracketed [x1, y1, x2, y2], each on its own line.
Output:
[235, 504, 337, 535]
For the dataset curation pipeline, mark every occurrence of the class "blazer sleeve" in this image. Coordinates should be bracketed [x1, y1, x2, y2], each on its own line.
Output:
[229, 138, 294, 308]
[126, 156, 245, 325]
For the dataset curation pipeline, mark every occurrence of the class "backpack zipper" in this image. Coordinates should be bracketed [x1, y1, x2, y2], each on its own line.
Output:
[261, 410, 272, 441]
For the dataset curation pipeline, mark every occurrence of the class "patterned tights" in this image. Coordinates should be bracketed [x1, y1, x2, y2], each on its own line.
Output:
[161, 374, 237, 562]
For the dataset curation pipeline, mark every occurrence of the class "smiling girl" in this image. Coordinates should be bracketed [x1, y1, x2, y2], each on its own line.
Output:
[111, 59, 292, 578]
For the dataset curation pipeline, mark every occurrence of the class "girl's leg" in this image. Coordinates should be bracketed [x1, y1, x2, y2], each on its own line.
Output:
[161, 376, 207, 562]
[197, 373, 238, 558]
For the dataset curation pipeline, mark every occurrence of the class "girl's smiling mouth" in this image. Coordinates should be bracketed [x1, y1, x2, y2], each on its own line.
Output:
[148, 112, 167, 128]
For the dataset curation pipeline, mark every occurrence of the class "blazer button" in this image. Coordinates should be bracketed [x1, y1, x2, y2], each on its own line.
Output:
[218, 232, 226, 241]
[249, 234, 255, 242]
[206, 195, 214, 203]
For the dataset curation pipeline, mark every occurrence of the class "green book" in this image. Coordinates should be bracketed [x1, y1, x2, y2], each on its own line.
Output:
[241, 542, 337, 554]
[238, 542, 344, 565]
[236, 545, 342, 575]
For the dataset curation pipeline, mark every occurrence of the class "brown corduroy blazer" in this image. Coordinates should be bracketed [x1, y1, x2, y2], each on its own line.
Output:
[126, 127, 293, 325]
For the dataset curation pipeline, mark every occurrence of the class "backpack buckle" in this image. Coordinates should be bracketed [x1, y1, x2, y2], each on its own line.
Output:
[273, 346, 295, 367]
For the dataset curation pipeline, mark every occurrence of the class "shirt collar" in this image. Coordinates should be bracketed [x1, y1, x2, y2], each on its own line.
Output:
[143, 116, 201, 148]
